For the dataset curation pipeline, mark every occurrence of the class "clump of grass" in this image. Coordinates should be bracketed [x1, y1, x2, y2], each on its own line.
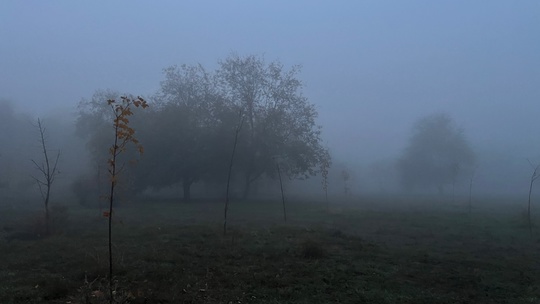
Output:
[299, 239, 326, 259]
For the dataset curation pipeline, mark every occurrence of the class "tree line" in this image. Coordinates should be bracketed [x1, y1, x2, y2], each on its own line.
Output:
[2, 54, 480, 207]
[75, 54, 331, 203]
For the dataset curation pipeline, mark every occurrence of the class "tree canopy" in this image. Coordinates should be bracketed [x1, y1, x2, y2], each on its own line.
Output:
[216, 54, 326, 197]
[134, 64, 233, 200]
[397, 113, 475, 194]
[75, 54, 330, 201]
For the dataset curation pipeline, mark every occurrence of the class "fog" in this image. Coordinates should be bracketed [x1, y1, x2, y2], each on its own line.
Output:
[1, 1, 540, 200]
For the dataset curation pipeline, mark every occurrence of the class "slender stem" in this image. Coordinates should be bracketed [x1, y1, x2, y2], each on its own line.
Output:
[108, 121, 119, 303]
[224, 113, 243, 235]
[527, 164, 540, 236]
[276, 162, 286, 222]
[528, 177, 534, 235]
[98, 163, 102, 216]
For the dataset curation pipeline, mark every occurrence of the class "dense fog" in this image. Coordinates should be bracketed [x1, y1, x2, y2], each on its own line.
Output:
[1, 1, 539, 206]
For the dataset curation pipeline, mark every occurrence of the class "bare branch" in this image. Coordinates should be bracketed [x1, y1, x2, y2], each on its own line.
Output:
[31, 159, 47, 177]
[50, 151, 61, 183]
[31, 176, 46, 200]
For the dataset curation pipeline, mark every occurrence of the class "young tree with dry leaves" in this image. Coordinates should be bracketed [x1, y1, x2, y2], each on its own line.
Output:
[105, 96, 148, 303]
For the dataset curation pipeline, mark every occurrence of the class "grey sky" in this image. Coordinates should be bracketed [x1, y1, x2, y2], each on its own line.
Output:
[1, 1, 539, 167]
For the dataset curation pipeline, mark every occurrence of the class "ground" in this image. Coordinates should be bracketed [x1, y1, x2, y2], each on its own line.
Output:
[0, 195, 539, 303]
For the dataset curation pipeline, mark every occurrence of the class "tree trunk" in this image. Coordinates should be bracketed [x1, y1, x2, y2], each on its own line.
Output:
[224, 112, 244, 235]
[276, 163, 286, 222]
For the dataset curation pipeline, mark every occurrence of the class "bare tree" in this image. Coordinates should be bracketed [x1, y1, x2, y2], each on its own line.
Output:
[31, 118, 60, 235]
[527, 159, 540, 235]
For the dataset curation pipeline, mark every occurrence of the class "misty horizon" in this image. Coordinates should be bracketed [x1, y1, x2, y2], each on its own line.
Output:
[1, 1, 540, 197]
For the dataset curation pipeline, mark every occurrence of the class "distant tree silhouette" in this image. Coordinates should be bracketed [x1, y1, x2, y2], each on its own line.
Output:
[398, 113, 475, 195]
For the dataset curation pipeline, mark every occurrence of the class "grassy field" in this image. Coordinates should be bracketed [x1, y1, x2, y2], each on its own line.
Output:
[1, 196, 539, 303]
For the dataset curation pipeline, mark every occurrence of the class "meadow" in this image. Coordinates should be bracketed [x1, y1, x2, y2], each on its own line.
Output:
[1, 195, 539, 303]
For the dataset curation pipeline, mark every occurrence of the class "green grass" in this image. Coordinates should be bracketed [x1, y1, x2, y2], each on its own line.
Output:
[1, 196, 540, 303]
